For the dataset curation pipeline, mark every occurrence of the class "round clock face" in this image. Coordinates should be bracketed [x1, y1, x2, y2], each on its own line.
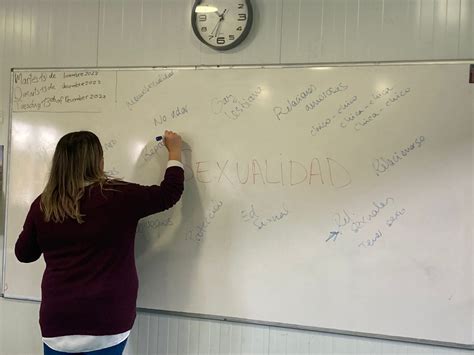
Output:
[192, 0, 253, 50]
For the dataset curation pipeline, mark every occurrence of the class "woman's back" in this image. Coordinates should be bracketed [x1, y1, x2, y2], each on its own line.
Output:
[14, 130, 184, 354]
[17, 171, 184, 338]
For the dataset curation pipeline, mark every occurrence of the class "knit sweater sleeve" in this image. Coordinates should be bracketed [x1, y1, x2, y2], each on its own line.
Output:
[15, 199, 42, 263]
[125, 166, 184, 219]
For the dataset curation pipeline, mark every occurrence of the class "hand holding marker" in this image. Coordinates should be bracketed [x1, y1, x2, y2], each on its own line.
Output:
[157, 130, 182, 161]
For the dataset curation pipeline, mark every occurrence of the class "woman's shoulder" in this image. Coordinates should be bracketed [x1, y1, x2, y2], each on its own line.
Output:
[104, 179, 139, 187]
[30, 193, 44, 207]
[26, 195, 43, 217]
[82, 180, 139, 208]
[102, 179, 148, 193]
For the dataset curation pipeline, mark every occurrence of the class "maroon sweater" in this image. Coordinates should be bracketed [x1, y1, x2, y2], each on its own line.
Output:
[15, 167, 184, 337]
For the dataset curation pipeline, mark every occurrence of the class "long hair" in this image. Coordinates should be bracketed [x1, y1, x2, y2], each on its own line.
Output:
[40, 131, 109, 223]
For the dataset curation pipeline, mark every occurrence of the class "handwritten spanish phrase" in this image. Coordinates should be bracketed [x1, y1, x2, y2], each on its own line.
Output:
[324, 196, 407, 249]
[273, 82, 349, 120]
[186, 156, 352, 189]
[311, 86, 412, 136]
[241, 204, 289, 230]
[13, 71, 108, 112]
[211, 87, 262, 120]
[372, 136, 426, 176]
[126, 71, 174, 110]
[186, 200, 224, 242]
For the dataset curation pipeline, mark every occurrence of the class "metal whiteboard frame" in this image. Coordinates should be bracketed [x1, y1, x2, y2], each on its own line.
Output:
[2, 60, 473, 350]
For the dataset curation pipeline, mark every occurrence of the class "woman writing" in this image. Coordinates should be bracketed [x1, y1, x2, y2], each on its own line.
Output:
[15, 130, 184, 355]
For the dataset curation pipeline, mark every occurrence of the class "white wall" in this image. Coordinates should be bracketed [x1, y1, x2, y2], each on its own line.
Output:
[0, 0, 472, 354]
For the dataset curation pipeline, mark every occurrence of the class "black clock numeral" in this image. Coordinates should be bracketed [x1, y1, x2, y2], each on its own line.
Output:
[201, 27, 207, 32]
[238, 14, 247, 21]
[229, 35, 235, 41]
[236, 26, 243, 31]
[198, 14, 207, 21]
[217, 37, 226, 45]
[238, 4, 244, 9]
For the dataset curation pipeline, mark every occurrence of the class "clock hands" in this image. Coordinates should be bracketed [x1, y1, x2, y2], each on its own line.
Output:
[216, 8, 227, 18]
[209, 9, 227, 39]
[214, 9, 227, 37]
[209, 20, 221, 38]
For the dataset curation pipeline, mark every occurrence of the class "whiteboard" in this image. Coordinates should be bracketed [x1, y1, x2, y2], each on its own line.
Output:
[3, 63, 473, 348]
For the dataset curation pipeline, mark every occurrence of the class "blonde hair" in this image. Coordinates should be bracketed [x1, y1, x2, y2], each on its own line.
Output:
[40, 131, 109, 223]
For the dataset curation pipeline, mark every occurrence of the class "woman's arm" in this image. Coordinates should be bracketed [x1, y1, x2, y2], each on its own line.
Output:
[126, 130, 185, 219]
[15, 203, 42, 263]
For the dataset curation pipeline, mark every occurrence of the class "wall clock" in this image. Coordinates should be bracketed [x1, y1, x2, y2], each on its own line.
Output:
[192, 0, 253, 51]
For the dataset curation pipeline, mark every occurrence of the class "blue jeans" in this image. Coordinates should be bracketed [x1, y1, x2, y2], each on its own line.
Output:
[43, 339, 127, 355]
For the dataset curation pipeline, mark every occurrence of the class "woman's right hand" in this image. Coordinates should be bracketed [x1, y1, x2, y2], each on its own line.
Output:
[164, 130, 182, 161]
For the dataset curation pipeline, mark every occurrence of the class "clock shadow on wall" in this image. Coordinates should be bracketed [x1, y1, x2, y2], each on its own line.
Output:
[191, 0, 257, 52]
